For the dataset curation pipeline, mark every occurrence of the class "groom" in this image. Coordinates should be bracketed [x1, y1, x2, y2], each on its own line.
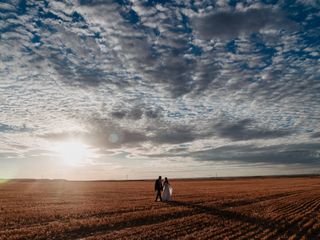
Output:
[154, 176, 163, 202]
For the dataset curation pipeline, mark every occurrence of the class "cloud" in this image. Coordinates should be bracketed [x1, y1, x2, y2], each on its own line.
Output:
[111, 105, 163, 120]
[78, 0, 114, 6]
[40, 113, 296, 151]
[150, 125, 197, 144]
[0, 123, 17, 133]
[0, 123, 31, 133]
[149, 143, 320, 166]
[191, 143, 320, 165]
[39, 128, 147, 150]
[213, 119, 294, 141]
[1, 0, 320, 178]
[39, 114, 201, 149]
[311, 132, 320, 138]
[39, 118, 148, 149]
[192, 7, 297, 40]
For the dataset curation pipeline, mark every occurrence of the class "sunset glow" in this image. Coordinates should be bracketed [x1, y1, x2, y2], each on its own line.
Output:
[52, 141, 93, 166]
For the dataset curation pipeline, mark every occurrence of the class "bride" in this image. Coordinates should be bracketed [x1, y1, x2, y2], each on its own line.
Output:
[162, 177, 173, 201]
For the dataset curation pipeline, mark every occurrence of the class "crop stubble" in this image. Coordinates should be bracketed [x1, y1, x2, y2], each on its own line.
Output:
[0, 177, 319, 239]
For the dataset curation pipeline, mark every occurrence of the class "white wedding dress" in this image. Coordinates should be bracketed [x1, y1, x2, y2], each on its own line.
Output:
[162, 183, 173, 201]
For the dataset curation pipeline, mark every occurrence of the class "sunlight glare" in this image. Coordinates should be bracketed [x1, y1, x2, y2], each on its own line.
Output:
[52, 141, 93, 166]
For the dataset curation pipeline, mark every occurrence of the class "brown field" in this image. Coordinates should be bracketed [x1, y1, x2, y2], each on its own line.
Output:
[0, 177, 319, 240]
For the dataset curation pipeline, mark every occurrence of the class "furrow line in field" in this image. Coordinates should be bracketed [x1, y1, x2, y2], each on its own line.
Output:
[1, 203, 182, 231]
[83, 213, 213, 240]
[146, 215, 215, 240]
[258, 213, 315, 240]
[54, 208, 202, 239]
[234, 225, 267, 240]
[267, 196, 319, 228]
[215, 222, 258, 240]
[270, 191, 319, 215]
[304, 220, 320, 240]
[264, 195, 319, 223]
[181, 219, 245, 240]
[282, 196, 320, 217]
[293, 218, 318, 239]
[257, 198, 320, 239]
[0, 207, 194, 240]
[216, 190, 305, 209]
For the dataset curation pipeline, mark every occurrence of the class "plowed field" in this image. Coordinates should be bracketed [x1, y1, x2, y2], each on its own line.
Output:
[0, 177, 319, 239]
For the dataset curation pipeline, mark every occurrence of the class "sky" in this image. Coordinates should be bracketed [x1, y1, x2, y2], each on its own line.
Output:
[0, 0, 319, 180]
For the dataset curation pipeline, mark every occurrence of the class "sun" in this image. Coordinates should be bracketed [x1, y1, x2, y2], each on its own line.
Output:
[52, 140, 93, 166]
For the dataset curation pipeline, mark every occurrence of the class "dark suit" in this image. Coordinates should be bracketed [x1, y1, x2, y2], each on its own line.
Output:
[155, 179, 163, 201]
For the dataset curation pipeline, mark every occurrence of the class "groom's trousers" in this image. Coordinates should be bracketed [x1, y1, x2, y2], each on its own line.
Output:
[155, 190, 162, 201]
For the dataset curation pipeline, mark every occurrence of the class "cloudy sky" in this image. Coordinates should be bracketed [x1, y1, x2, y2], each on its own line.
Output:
[0, 0, 319, 180]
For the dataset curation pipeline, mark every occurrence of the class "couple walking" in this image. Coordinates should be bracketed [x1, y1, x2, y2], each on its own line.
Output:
[154, 176, 173, 202]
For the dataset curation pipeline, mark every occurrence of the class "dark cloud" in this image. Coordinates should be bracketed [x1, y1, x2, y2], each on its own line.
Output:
[118, 36, 196, 98]
[190, 143, 320, 165]
[311, 132, 320, 138]
[147, 57, 196, 97]
[49, 54, 124, 88]
[111, 111, 126, 119]
[82, 118, 147, 148]
[214, 119, 294, 141]
[127, 108, 143, 120]
[40, 115, 296, 149]
[40, 114, 203, 148]
[193, 61, 221, 94]
[148, 143, 320, 166]
[78, 0, 114, 6]
[111, 105, 163, 120]
[192, 8, 297, 40]
[151, 125, 196, 144]
[145, 109, 161, 119]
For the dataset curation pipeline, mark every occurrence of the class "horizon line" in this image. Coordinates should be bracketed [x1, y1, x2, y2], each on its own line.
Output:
[1, 173, 320, 182]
